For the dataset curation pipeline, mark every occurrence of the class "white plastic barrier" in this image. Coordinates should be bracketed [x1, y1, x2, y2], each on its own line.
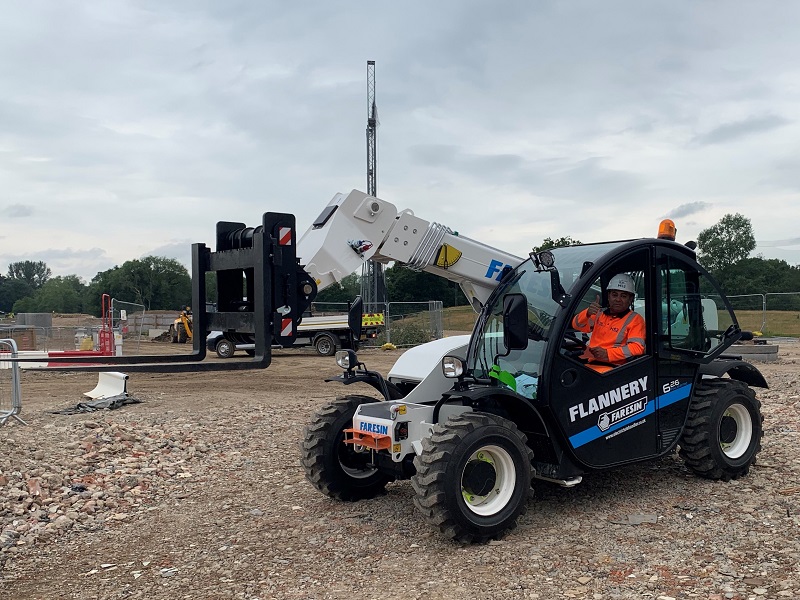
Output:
[84, 372, 129, 400]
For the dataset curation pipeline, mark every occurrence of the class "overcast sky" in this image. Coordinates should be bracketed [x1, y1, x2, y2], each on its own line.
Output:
[2, 1, 800, 284]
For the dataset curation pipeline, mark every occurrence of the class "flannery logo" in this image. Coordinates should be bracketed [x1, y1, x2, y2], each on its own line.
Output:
[597, 397, 647, 431]
[569, 376, 648, 423]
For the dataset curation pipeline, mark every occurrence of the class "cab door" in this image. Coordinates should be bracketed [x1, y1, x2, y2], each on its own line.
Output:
[652, 248, 740, 451]
[548, 248, 661, 469]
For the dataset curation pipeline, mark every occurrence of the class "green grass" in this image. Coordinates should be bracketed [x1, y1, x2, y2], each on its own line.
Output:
[734, 309, 800, 337]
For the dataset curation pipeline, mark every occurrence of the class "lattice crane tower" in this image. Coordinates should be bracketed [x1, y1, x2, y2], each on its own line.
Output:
[361, 60, 386, 309]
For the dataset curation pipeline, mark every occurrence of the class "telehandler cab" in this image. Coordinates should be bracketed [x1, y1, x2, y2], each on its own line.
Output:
[302, 221, 767, 543]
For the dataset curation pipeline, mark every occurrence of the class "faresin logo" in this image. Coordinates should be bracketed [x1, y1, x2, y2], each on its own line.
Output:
[569, 376, 649, 423]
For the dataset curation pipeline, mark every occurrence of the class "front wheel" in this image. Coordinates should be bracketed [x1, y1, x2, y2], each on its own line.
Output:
[679, 379, 763, 481]
[301, 395, 393, 501]
[412, 412, 533, 543]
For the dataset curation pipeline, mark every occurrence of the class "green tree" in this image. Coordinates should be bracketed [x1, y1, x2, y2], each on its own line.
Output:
[0, 276, 34, 312]
[532, 236, 582, 252]
[7, 260, 51, 289]
[88, 256, 191, 312]
[33, 276, 86, 313]
[697, 213, 756, 274]
[315, 273, 362, 304]
[385, 264, 468, 307]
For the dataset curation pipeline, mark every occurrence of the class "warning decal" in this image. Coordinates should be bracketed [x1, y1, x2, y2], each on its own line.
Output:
[362, 313, 385, 326]
[278, 227, 292, 246]
[281, 318, 293, 337]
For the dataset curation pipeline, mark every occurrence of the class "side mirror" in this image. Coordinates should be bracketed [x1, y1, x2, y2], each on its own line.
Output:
[348, 295, 364, 345]
[502, 293, 528, 352]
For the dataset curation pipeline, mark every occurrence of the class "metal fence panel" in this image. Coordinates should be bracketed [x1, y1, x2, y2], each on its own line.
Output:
[385, 301, 444, 346]
[765, 293, 800, 336]
[724, 294, 766, 333]
[0, 339, 25, 426]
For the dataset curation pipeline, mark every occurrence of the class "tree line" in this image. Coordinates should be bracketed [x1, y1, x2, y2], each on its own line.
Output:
[0, 258, 192, 316]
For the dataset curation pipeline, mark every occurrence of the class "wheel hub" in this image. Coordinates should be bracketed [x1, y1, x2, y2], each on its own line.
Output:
[720, 415, 737, 445]
[462, 454, 496, 497]
[719, 403, 754, 459]
[460, 445, 517, 516]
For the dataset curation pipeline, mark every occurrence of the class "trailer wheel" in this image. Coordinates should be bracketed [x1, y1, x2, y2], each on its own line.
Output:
[215, 339, 235, 359]
[302, 395, 393, 501]
[412, 412, 533, 543]
[679, 379, 763, 481]
[314, 333, 337, 356]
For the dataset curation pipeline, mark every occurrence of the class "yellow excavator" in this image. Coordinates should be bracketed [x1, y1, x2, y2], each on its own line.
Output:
[169, 307, 193, 344]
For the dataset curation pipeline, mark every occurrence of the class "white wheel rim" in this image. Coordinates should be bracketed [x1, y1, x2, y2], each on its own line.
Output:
[460, 444, 516, 516]
[721, 403, 753, 459]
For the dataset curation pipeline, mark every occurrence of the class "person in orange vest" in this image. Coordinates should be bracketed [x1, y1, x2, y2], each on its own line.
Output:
[571, 273, 646, 373]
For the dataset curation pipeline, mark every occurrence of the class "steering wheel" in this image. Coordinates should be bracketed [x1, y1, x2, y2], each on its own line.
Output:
[562, 331, 587, 352]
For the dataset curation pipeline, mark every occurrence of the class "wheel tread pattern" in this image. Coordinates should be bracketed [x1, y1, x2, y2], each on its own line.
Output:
[679, 379, 764, 481]
[301, 395, 391, 501]
[411, 412, 533, 544]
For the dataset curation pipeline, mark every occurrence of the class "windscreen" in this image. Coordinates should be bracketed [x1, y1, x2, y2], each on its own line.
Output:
[467, 241, 627, 397]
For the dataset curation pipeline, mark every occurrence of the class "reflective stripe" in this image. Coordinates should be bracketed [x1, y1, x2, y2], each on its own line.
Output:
[621, 346, 633, 358]
[614, 312, 638, 346]
[627, 337, 646, 345]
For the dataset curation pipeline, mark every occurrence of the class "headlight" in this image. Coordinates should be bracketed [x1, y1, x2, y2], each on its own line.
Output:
[336, 349, 358, 369]
[442, 356, 465, 378]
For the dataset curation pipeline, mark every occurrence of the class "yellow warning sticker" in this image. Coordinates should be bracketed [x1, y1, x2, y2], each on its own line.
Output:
[435, 243, 462, 268]
[393, 444, 402, 453]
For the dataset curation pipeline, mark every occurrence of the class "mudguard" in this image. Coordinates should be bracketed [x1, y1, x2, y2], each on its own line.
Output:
[700, 358, 768, 388]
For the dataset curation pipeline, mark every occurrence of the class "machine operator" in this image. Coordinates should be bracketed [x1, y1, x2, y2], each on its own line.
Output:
[571, 273, 646, 373]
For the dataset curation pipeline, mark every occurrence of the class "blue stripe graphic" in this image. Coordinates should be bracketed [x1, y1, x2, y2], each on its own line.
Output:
[569, 383, 692, 448]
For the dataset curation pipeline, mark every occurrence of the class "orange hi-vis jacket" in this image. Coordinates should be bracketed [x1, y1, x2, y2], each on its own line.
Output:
[572, 308, 646, 368]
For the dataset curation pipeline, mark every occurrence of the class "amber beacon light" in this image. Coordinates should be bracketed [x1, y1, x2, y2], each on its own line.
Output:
[658, 219, 677, 241]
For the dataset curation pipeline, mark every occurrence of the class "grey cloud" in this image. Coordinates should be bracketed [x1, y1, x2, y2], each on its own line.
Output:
[756, 237, 800, 248]
[409, 145, 642, 204]
[6, 204, 34, 218]
[693, 115, 790, 146]
[666, 202, 710, 219]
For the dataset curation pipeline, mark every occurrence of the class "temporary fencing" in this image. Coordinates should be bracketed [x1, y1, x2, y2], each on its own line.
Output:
[0, 339, 25, 426]
[721, 292, 800, 337]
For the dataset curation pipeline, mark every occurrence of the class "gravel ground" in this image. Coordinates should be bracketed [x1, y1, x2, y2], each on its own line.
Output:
[0, 341, 798, 600]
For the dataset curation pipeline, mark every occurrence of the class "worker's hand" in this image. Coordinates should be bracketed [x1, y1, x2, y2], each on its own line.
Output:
[587, 295, 602, 317]
[588, 346, 609, 361]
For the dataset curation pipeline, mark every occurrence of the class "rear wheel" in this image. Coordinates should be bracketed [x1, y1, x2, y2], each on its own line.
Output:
[679, 379, 763, 481]
[412, 412, 533, 543]
[302, 395, 393, 500]
[314, 333, 337, 356]
[177, 323, 188, 343]
[169, 324, 178, 343]
[215, 338, 235, 359]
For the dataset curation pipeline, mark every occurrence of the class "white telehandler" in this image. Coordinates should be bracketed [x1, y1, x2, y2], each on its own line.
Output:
[298, 190, 766, 543]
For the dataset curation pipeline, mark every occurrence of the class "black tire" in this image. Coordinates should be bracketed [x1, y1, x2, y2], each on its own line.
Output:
[215, 338, 235, 359]
[169, 324, 178, 343]
[412, 412, 533, 543]
[314, 333, 337, 356]
[177, 323, 188, 344]
[679, 379, 764, 481]
[302, 395, 393, 501]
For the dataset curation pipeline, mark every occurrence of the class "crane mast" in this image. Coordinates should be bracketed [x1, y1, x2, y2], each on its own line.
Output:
[361, 60, 386, 311]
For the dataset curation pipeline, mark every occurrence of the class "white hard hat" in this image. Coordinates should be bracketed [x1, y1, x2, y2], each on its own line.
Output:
[607, 273, 636, 294]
